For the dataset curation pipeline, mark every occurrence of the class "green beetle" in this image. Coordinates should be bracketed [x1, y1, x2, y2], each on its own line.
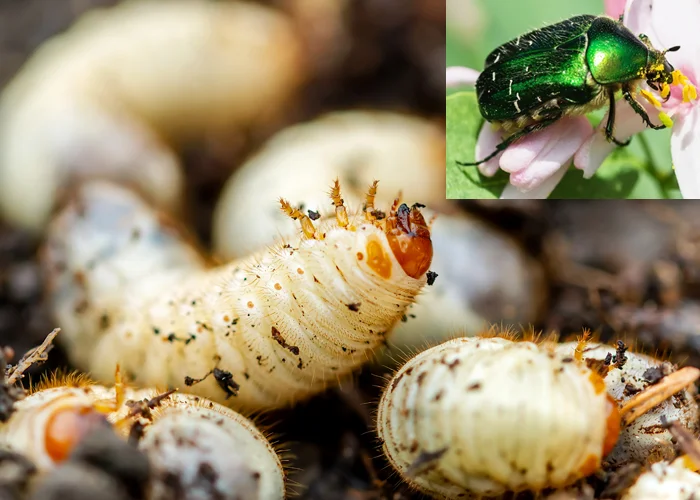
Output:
[459, 14, 681, 167]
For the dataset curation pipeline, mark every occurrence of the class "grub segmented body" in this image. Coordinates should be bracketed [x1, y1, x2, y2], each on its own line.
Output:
[621, 460, 700, 500]
[377, 336, 620, 499]
[0, 381, 285, 500]
[41, 180, 433, 412]
[0, 0, 305, 233]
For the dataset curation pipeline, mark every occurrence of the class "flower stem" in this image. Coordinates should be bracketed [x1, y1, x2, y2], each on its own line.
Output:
[638, 133, 660, 178]
[638, 133, 675, 197]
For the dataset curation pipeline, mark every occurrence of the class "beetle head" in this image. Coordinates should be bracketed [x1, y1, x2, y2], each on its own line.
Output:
[645, 46, 679, 98]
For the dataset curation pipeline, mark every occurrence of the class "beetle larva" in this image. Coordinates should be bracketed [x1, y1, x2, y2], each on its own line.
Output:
[0, 376, 285, 500]
[377, 336, 620, 498]
[377, 334, 699, 499]
[0, 0, 305, 233]
[619, 417, 700, 500]
[621, 460, 700, 500]
[212, 110, 446, 259]
[555, 341, 699, 468]
[620, 420, 700, 500]
[208, 111, 543, 368]
[140, 394, 282, 500]
[41, 179, 433, 412]
[28, 415, 151, 500]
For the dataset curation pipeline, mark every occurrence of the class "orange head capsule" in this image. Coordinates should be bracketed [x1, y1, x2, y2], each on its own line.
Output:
[385, 202, 433, 279]
[44, 405, 108, 462]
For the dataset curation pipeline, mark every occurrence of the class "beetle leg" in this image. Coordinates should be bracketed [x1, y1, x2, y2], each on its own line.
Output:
[604, 88, 631, 147]
[623, 85, 667, 130]
[457, 113, 563, 167]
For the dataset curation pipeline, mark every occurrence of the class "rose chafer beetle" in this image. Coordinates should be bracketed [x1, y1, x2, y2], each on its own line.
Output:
[459, 14, 683, 167]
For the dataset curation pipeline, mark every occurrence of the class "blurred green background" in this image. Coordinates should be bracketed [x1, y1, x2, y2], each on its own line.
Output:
[447, 0, 604, 71]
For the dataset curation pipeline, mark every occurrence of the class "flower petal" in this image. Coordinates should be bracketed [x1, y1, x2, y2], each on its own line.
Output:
[605, 0, 627, 19]
[446, 66, 480, 88]
[474, 122, 503, 177]
[625, 0, 700, 80]
[500, 164, 569, 199]
[574, 97, 656, 178]
[506, 117, 592, 191]
[499, 121, 567, 174]
[671, 104, 700, 198]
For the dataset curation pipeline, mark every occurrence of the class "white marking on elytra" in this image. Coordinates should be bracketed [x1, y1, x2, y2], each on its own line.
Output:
[514, 100, 521, 113]
[494, 53, 501, 63]
[525, 66, 529, 72]
[537, 96, 543, 103]
[492, 72, 496, 81]
[515, 36, 521, 46]
[508, 79, 513, 96]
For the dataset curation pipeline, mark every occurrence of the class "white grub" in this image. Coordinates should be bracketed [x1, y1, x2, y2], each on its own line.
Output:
[0, 0, 306, 233]
[377, 336, 620, 499]
[377, 211, 546, 367]
[622, 460, 700, 500]
[556, 342, 699, 468]
[212, 111, 446, 259]
[41, 180, 433, 412]
[136, 392, 285, 500]
[0, 382, 285, 500]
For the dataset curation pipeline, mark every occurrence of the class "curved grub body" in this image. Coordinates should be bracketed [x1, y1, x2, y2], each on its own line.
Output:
[622, 461, 700, 500]
[41, 181, 432, 412]
[377, 336, 619, 499]
[0, 383, 285, 500]
[0, 0, 306, 233]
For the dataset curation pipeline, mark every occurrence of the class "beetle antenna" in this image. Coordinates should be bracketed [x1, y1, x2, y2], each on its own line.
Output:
[666, 45, 681, 53]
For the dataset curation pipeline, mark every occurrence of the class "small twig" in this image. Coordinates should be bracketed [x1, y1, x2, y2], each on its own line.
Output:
[124, 389, 177, 420]
[620, 366, 700, 426]
[5, 328, 60, 385]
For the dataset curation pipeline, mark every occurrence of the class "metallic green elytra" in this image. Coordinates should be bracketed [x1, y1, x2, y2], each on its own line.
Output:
[459, 14, 681, 167]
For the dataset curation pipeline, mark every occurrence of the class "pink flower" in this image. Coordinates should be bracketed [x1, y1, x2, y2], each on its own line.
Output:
[604, 0, 627, 19]
[575, 0, 700, 198]
[446, 66, 480, 89]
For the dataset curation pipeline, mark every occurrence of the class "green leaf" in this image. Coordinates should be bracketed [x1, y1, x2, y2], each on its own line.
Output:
[446, 91, 509, 199]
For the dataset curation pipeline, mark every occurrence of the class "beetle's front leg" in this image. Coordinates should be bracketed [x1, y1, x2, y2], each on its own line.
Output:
[604, 88, 631, 147]
[458, 113, 563, 167]
[623, 85, 667, 130]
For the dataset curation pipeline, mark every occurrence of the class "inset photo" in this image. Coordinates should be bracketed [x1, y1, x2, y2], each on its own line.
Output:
[447, 0, 698, 199]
